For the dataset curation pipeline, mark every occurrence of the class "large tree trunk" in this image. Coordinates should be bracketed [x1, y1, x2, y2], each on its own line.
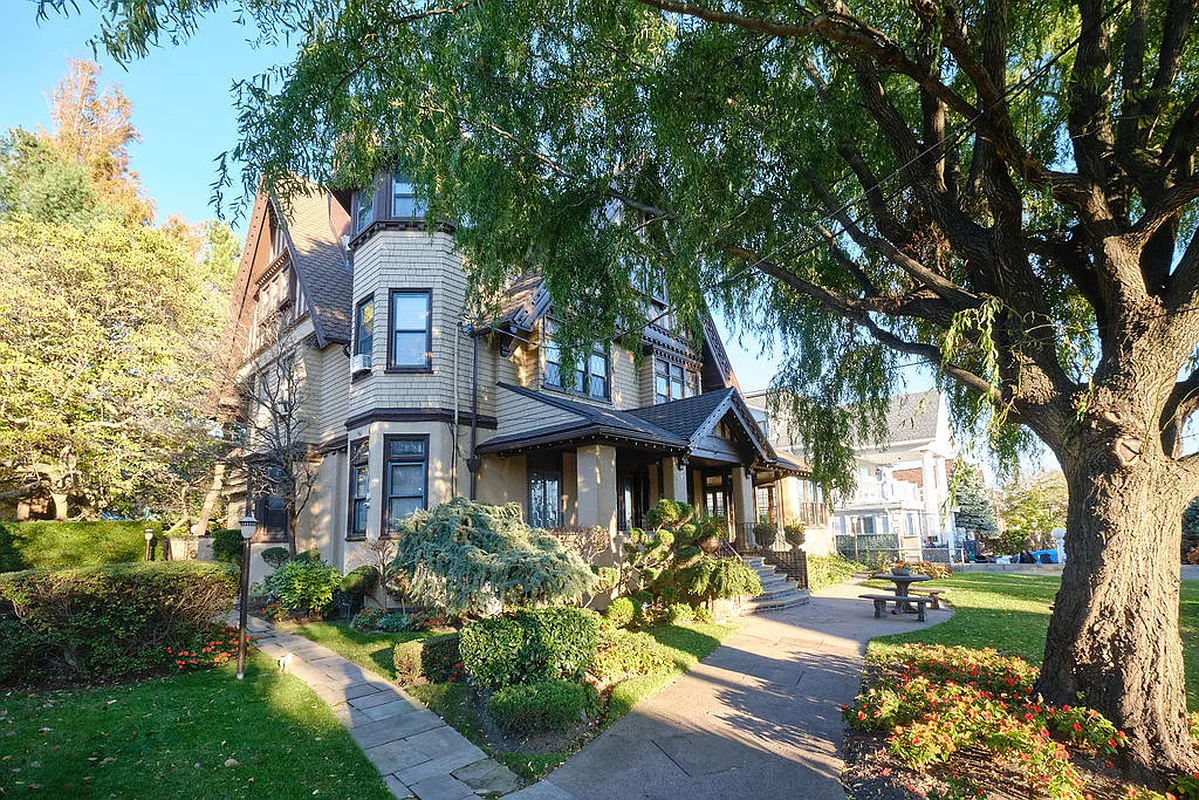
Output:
[1038, 425, 1198, 777]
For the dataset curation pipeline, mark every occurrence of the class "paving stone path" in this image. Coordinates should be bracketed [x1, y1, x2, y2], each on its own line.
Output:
[247, 617, 521, 800]
[246, 575, 947, 800]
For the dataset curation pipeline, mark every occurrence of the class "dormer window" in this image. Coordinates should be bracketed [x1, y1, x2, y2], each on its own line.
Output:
[391, 173, 426, 218]
[543, 318, 610, 400]
[654, 357, 699, 403]
[354, 184, 375, 233]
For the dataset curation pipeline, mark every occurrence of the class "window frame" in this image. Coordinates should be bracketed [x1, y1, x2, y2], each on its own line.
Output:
[391, 172, 426, 218]
[527, 452, 563, 529]
[354, 184, 376, 233]
[653, 356, 699, 404]
[346, 438, 370, 541]
[353, 294, 374, 359]
[385, 288, 433, 373]
[542, 318, 610, 401]
[380, 434, 429, 537]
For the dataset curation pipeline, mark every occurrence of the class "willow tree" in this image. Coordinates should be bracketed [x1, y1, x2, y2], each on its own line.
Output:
[48, 0, 1199, 774]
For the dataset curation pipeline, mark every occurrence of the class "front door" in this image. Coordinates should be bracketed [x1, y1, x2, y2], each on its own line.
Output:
[527, 453, 563, 529]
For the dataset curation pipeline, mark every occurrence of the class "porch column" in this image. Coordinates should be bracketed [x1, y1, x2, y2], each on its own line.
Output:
[921, 449, 941, 542]
[577, 444, 618, 540]
[662, 457, 689, 503]
[733, 466, 755, 547]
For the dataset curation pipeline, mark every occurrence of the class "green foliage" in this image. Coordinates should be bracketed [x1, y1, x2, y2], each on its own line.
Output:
[211, 529, 243, 564]
[783, 524, 805, 549]
[0, 520, 160, 572]
[591, 628, 675, 682]
[643, 499, 693, 531]
[618, 526, 675, 594]
[845, 644, 1127, 799]
[994, 471, 1068, 553]
[459, 607, 602, 689]
[951, 466, 998, 539]
[376, 611, 437, 633]
[752, 522, 778, 549]
[663, 603, 695, 624]
[421, 633, 463, 683]
[485, 679, 591, 736]
[1184, 497, 1199, 539]
[392, 499, 595, 616]
[0, 561, 238, 680]
[0, 618, 48, 684]
[340, 565, 378, 597]
[261, 547, 291, 570]
[655, 556, 762, 604]
[393, 640, 424, 682]
[265, 559, 342, 616]
[604, 596, 636, 628]
[806, 554, 867, 592]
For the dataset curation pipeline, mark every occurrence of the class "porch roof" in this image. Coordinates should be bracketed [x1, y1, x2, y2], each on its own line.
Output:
[476, 383, 690, 456]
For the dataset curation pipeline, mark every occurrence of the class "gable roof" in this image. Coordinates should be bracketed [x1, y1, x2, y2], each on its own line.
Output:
[271, 184, 353, 345]
[880, 390, 942, 444]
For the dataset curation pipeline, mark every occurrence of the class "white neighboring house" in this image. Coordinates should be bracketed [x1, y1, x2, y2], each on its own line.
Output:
[745, 390, 958, 560]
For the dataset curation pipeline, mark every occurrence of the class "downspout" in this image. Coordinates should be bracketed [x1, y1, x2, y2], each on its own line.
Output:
[452, 322, 460, 498]
[468, 328, 480, 499]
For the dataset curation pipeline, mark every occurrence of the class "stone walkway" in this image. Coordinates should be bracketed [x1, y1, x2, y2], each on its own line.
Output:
[247, 576, 948, 800]
[531, 579, 948, 800]
[247, 617, 521, 799]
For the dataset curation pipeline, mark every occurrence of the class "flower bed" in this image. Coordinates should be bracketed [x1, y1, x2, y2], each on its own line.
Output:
[839, 644, 1195, 799]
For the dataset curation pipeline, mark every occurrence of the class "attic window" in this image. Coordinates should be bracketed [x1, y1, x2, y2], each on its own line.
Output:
[391, 173, 426, 218]
[354, 185, 375, 233]
[270, 221, 287, 260]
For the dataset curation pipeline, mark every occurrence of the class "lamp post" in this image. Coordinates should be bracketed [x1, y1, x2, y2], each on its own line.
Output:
[144, 528, 154, 562]
[236, 514, 258, 680]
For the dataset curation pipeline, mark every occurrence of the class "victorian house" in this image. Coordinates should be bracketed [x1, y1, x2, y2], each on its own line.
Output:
[214, 174, 807, 579]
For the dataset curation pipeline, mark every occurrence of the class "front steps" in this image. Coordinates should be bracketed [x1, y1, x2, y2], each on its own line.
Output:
[742, 555, 810, 613]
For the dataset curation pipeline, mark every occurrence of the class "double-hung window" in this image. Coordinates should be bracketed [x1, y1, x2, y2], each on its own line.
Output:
[382, 436, 427, 534]
[354, 296, 374, 358]
[354, 185, 375, 233]
[654, 358, 698, 403]
[391, 172, 426, 218]
[348, 438, 369, 539]
[387, 290, 432, 370]
[543, 319, 609, 400]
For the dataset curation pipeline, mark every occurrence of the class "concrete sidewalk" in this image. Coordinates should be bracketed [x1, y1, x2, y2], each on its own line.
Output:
[531, 580, 948, 800]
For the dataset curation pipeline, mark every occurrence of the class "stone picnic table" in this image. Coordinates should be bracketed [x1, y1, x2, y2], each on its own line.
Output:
[870, 572, 933, 614]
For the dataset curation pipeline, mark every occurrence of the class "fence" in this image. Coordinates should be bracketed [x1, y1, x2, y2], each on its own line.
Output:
[834, 534, 968, 567]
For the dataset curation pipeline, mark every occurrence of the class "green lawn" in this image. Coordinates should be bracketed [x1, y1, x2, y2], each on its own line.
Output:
[0, 652, 392, 798]
[865, 572, 1199, 709]
[279, 619, 432, 681]
[293, 619, 736, 782]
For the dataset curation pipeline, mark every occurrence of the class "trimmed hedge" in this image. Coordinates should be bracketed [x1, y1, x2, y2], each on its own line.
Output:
[486, 679, 591, 735]
[422, 633, 462, 682]
[459, 607, 601, 689]
[265, 558, 342, 616]
[340, 565, 379, 597]
[394, 641, 424, 682]
[211, 529, 243, 564]
[604, 597, 636, 628]
[591, 629, 676, 682]
[0, 520, 162, 573]
[0, 561, 238, 680]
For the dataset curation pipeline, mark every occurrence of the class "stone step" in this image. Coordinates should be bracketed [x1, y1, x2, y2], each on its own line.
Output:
[758, 576, 792, 591]
[747, 590, 810, 613]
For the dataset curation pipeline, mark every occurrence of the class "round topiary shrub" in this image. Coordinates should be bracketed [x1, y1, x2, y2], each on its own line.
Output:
[261, 547, 291, 570]
[664, 603, 695, 624]
[393, 640, 424, 683]
[604, 597, 636, 629]
[340, 565, 379, 597]
[486, 679, 591, 735]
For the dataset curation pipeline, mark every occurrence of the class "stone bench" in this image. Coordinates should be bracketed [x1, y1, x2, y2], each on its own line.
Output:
[907, 588, 948, 610]
[859, 593, 935, 622]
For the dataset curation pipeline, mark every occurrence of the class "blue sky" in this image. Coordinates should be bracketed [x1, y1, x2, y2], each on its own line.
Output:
[2, 1, 950, 428]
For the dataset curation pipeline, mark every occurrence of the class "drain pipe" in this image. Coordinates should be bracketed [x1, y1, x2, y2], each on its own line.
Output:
[468, 326, 480, 499]
[452, 322, 461, 498]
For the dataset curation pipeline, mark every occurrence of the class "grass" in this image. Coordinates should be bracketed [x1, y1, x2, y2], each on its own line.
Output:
[279, 619, 432, 681]
[289, 618, 736, 782]
[864, 572, 1199, 709]
[0, 651, 392, 798]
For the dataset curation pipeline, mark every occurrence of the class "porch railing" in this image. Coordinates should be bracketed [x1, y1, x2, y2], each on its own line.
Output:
[717, 538, 810, 591]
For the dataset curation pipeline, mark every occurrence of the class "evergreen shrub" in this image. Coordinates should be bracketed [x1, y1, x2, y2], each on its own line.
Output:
[486, 679, 591, 735]
[0, 520, 162, 572]
[459, 607, 601, 689]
